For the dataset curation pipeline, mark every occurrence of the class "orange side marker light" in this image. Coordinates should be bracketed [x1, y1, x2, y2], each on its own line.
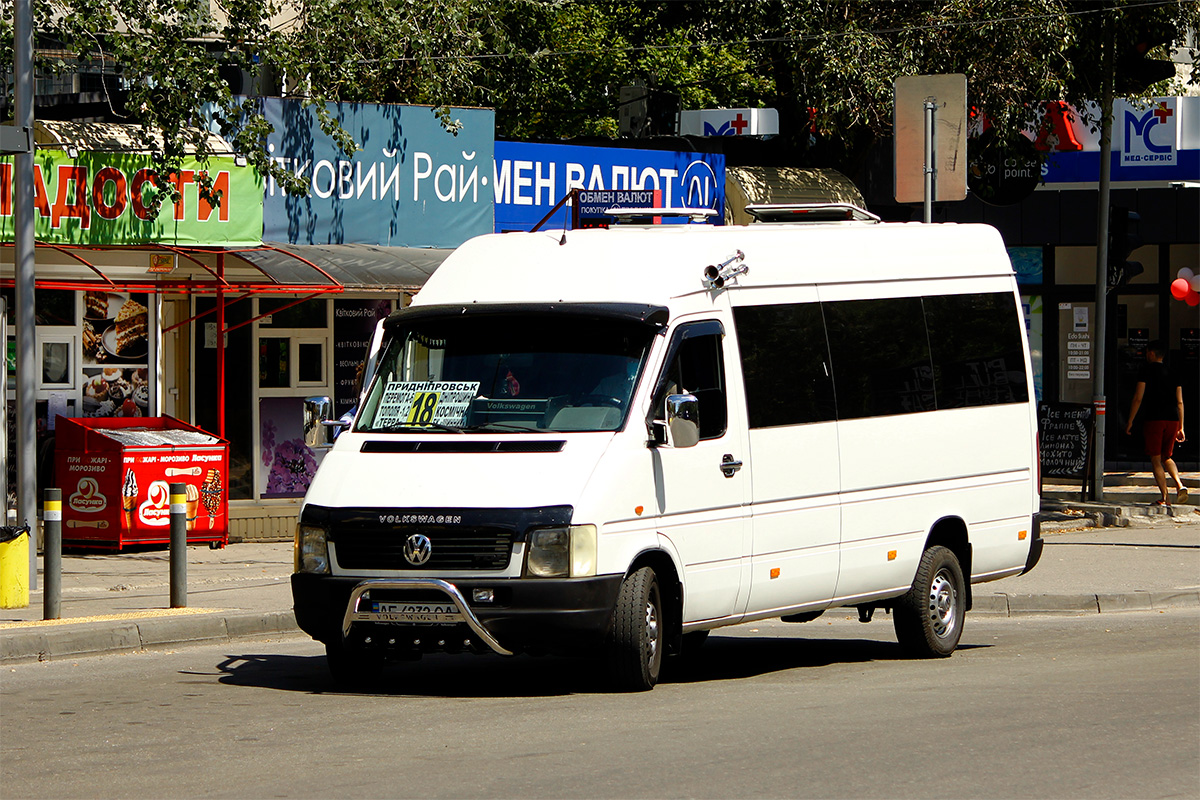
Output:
[887, 550, 897, 561]
[769, 568, 780, 579]
[1018, 530, 1028, 541]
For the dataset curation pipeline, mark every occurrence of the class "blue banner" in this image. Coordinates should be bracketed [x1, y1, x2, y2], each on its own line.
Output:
[259, 99, 494, 247]
[494, 142, 724, 232]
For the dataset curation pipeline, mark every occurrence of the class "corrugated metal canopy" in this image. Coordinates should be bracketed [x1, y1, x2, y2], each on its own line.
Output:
[237, 243, 452, 291]
[725, 167, 865, 225]
[33, 120, 236, 155]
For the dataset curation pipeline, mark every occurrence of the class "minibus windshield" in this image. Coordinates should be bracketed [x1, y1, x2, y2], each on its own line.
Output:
[355, 314, 653, 434]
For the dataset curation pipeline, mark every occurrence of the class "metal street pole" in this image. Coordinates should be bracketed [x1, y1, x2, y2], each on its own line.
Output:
[14, 0, 38, 588]
[923, 99, 937, 223]
[1093, 18, 1115, 502]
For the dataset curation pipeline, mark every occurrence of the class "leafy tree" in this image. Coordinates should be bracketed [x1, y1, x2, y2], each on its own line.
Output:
[3, 0, 1197, 208]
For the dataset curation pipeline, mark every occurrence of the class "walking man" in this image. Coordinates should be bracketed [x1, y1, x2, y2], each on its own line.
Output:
[1125, 340, 1187, 506]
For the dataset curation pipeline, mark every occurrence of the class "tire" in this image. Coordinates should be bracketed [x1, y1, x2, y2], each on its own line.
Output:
[893, 545, 965, 658]
[606, 567, 664, 691]
[325, 641, 385, 688]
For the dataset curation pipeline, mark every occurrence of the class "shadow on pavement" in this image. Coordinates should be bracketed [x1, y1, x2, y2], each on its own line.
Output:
[212, 634, 988, 697]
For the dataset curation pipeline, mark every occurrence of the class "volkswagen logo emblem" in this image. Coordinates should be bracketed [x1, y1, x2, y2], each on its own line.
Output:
[403, 533, 433, 566]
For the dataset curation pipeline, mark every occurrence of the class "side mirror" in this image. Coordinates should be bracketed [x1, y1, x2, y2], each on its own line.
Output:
[303, 396, 337, 448]
[665, 393, 700, 448]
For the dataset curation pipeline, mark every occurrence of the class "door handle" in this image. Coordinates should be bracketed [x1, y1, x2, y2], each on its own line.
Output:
[720, 454, 742, 477]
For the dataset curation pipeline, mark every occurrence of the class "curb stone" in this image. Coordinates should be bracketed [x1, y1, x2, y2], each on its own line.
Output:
[1, 611, 300, 664]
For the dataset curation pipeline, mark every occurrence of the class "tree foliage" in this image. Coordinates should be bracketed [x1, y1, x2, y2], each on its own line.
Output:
[2, 0, 1197, 205]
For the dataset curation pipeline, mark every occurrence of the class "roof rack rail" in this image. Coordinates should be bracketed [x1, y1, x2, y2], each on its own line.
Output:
[745, 203, 881, 223]
[606, 207, 719, 223]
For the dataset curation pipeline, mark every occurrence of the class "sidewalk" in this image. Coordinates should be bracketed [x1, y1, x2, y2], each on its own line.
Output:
[2, 511, 1198, 664]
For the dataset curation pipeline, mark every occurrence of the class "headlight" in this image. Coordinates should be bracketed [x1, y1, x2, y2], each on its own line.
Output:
[525, 525, 597, 578]
[296, 524, 330, 574]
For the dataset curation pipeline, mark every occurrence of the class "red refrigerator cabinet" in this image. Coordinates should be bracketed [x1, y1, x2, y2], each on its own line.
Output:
[55, 416, 230, 550]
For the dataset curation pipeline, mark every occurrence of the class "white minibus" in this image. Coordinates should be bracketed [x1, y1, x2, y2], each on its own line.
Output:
[294, 205, 1042, 691]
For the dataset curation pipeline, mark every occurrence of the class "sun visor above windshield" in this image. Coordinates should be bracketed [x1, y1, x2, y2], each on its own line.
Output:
[383, 303, 670, 331]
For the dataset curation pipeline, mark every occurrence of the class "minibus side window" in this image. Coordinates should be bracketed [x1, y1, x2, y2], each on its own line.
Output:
[923, 292, 1030, 408]
[824, 298, 936, 419]
[653, 329, 727, 440]
[733, 304, 836, 428]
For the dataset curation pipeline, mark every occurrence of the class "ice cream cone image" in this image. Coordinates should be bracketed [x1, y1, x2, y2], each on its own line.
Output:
[185, 483, 200, 531]
[121, 469, 138, 529]
[200, 469, 223, 530]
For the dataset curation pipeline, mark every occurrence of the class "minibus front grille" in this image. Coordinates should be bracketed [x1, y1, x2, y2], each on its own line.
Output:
[333, 528, 514, 570]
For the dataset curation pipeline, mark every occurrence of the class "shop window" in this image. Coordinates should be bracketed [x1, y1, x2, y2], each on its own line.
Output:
[0, 287, 76, 326]
[297, 341, 324, 385]
[258, 298, 328, 328]
[38, 334, 75, 388]
[259, 337, 290, 388]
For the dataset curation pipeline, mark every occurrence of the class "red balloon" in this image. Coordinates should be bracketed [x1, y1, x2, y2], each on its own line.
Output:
[1171, 278, 1191, 300]
[1187, 290, 1200, 307]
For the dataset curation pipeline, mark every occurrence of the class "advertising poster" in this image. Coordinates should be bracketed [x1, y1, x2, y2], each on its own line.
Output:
[0, 151, 263, 246]
[1022, 294, 1044, 402]
[258, 99, 495, 248]
[259, 396, 319, 499]
[80, 291, 152, 418]
[333, 299, 392, 419]
[494, 141, 726, 232]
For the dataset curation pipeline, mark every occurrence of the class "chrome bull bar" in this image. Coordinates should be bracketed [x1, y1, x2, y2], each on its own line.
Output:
[340, 578, 513, 656]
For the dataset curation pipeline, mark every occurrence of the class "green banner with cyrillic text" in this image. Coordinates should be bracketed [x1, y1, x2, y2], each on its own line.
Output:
[1, 150, 263, 246]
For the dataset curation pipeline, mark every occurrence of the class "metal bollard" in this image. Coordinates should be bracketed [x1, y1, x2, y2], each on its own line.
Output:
[169, 482, 187, 608]
[43, 488, 61, 620]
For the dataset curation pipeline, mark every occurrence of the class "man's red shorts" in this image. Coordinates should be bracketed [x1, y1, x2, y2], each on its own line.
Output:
[1143, 420, 1181, 459]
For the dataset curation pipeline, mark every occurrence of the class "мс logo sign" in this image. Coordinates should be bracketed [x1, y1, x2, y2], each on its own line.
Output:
[1122, 99, 1177, 167]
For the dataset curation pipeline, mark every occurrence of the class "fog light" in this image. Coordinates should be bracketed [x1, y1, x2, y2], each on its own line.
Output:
[472, 588, 495, 603]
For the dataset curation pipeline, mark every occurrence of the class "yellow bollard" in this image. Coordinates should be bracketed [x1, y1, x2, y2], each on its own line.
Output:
[0, 525, 31, 609]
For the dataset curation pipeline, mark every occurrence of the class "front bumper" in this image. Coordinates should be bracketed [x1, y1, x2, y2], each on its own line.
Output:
[292, 572, 624, 656]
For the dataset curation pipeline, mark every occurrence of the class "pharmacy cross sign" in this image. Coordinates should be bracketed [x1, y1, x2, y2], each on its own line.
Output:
[1153, 102, 1173, 124]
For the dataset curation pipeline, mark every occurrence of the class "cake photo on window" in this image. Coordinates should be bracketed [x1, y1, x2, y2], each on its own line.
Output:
[114, 298, 148, 356]
[84, 291, 110, 320]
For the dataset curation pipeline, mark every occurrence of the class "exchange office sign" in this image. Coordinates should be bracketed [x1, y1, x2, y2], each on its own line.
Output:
[258, 99, 495, 248]
[494, 141, 725, 232]
[0, 151, 263, 246]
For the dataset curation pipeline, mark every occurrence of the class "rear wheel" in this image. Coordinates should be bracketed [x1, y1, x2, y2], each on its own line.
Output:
[893, 545, 965, 658]
[606, 567, 663, 691]
[325, 641, 385, 688]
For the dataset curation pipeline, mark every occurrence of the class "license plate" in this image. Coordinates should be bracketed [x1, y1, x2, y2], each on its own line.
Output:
[369, 601, 461, 623]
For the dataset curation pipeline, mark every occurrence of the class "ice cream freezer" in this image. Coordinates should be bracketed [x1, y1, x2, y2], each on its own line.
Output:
[54, 416, 229, 550]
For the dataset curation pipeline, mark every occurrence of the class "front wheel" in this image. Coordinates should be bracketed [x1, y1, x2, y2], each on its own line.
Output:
[893, 545, 965, 658]
[606, 567, 664, 691]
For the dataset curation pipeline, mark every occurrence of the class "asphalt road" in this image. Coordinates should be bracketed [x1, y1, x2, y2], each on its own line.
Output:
[3, 610, 1198, 800]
